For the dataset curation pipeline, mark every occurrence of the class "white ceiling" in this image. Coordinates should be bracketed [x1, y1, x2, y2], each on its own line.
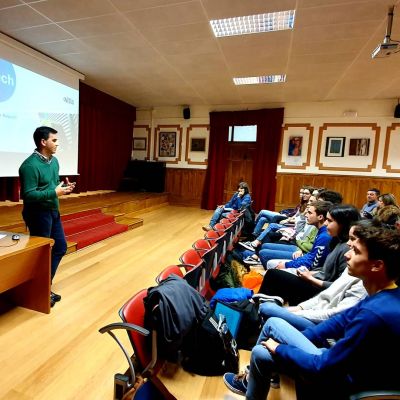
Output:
[1, 0, 400, 108]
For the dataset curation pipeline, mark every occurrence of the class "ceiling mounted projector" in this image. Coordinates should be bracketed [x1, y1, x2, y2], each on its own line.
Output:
[372, 6, 399, 58]
[372, 42, 398, 58]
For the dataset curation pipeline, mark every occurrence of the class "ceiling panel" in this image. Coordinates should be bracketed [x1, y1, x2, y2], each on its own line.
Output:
[0, 0, 399, 107]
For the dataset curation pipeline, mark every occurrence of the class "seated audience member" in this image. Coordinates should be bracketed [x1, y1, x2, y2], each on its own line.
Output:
[257, 201, 332, 271]
[252, 186, 313, 236]
[240, 195, 317, 252]
[223, 220, 400, 399]
[202, 182, 251, 231]
[258, 266, 367, 330]
[312, 187, 324, 197]
[360, 187, 380, 218]
[316, 189, 343, 204]
[373, 193, 400, 226]
[257, 204, 360, 304]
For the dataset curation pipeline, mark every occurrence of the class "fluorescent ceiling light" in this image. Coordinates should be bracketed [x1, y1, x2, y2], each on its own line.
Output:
[233, 75, 286, 85]
[210, 10, 295, 37]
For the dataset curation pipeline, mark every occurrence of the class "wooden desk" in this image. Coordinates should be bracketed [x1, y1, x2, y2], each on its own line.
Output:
[0, 232, 53, 314]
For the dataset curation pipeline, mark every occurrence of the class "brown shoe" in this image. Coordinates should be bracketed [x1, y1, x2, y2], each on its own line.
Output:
[202, 225, 212, 232]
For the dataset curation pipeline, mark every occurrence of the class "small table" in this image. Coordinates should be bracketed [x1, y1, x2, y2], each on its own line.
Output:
[0, 231, 54, 314]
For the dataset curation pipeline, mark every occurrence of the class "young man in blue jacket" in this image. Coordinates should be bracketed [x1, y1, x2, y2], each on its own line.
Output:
[258, 200, 332, 271]
[223, 220, 400, 399]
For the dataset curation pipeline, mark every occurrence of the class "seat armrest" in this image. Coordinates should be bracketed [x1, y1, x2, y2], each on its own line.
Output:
[99, 322, 149, 336]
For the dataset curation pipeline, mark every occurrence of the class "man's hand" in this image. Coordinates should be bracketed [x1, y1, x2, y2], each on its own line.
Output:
[65, 177, 76, 191]
[261, 338, 280, 354]
[55, 178, 75, 197]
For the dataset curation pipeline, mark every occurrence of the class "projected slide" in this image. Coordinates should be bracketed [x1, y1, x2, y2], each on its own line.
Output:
[0, 58, 79, 176]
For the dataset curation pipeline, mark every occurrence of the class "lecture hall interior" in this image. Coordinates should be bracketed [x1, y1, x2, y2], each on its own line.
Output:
[1, 1, 400, 399]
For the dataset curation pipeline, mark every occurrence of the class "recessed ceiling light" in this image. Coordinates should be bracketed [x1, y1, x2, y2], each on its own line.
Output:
[210, 10, 295, 38]
[233, 75, 286, 85]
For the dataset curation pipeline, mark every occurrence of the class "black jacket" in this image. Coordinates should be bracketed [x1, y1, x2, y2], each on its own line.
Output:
[144, 275, 208, 359]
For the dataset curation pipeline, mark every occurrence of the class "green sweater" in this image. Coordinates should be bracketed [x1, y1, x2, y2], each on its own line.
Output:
[296, 225, 317, 253]
[19, 153, 60, 211]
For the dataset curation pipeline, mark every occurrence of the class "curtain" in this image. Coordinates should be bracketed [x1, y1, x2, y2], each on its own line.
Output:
[201, 112, 230, 209]
[201, 108, 284, 212]
[0, 177, 19, 202]
[76, 82, 136, 192]
[251, 108, 284, 212]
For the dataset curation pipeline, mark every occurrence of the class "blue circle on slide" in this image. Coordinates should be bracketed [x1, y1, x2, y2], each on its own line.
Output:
[0, 59, 16, 102]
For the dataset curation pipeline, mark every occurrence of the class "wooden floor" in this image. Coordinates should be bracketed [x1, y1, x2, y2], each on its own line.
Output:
[0, 205, 295, 400]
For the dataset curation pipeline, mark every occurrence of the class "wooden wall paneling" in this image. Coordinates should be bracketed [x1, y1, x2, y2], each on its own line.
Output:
[165, 168, 206, 206]
[275, 174, 309, 211]
[276, 173, 400, 211]
[165, 169, 400, 211]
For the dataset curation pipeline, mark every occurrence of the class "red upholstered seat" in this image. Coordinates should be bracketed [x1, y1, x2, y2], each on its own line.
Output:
[155, 265, 185, 283]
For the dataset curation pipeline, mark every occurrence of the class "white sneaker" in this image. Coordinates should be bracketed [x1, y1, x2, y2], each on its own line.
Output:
[238, 241, 257, 251]
[252, 293, 284, 306]
[243, 256, 261, 265]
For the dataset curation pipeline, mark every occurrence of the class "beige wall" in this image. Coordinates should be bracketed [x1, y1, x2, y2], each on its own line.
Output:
[133, 99, 400, 178]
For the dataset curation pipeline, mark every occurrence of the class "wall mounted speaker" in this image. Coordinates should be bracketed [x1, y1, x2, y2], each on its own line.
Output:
[394, 103, 400, 118]
[183, 107, 191, 119]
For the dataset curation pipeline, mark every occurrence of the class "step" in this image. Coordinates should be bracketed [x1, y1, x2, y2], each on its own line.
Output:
[66, 241, 78, 254]
[63, 213, 115, 236]
[66, 221, 129, 249]
[62, 208, 102, 222]
[0, 222, 27, 233]
[117, 217, 143, 230]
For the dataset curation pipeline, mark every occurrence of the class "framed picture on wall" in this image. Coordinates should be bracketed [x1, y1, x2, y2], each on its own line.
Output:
[349, 138, 370, 156]
[133, 137, 147, 150]
[288, 136, 303, 156]
[158, 131, 176, 157]
[190, 137, 206, 152]
[325, 137, 346, 157]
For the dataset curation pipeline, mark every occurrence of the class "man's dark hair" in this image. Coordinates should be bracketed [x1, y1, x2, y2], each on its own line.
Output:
[352, 220, 400, 281]
[317, 189, 343, 204]
[33, 126, 57, 149]
[368, 188, 380, 196]
[308, 200, 332, 219]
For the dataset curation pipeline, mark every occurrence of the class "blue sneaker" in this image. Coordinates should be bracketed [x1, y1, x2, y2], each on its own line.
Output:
[223, 372, 247, 396]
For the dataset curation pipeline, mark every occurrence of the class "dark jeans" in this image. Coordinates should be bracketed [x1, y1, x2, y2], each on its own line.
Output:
[259, 268, 322, 305]
[22, 208, 67, 282]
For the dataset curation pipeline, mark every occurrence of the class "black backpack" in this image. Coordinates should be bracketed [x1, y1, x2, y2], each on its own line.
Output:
[181, 310, 240, 376]
[214, 299, 261, 350]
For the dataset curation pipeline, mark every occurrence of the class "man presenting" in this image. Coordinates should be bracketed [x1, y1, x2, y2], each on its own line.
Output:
[19, 126, 75, 308]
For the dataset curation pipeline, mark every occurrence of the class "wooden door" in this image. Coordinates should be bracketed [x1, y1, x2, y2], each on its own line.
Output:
[223, 143, 256, 203]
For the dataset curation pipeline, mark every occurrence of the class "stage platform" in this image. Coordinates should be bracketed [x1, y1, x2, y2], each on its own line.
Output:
[0, 191, 170, 252]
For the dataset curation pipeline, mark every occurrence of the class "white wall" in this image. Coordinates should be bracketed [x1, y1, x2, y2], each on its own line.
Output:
[133, 99, 400, 177]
